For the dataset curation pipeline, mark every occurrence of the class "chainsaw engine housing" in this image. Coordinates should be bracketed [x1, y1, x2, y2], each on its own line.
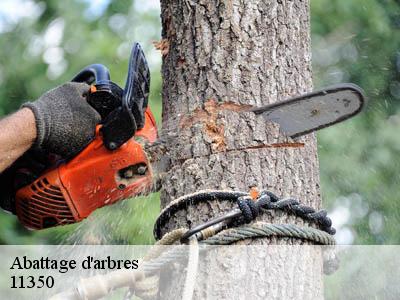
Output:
[15, 109, 157, 230]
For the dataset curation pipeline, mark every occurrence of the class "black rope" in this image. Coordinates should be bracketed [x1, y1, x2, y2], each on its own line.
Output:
[236, 191, 335, 235]
[154, 191, 247, 239]
[154, 190, 336, 240]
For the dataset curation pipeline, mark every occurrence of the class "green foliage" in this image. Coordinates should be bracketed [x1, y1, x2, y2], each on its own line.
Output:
[0, 0, 162, 244]
[0, 0, 398, 245]
[312, 0, 400, 244]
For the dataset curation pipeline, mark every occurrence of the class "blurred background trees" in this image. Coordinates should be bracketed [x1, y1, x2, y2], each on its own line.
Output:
[0, 0, 398, 245]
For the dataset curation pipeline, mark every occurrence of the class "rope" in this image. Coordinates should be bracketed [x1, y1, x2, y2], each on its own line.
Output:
[154, 190, 248, 239]
[49, 189, 337, 300]
[181, 236, 199, 300]
[138, 223, 335, 278]
[154, 190, 335, 240]
[202, 222, 335, 245]
[129, 275, 158, 300]
[125, 223, 334, 300]
[48, 223, 334, 300]
[127, 229, 196, 300]
[141, 223, 334, 277]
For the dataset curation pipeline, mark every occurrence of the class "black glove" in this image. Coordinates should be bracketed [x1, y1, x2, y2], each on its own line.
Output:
[22, 82, 101, 158]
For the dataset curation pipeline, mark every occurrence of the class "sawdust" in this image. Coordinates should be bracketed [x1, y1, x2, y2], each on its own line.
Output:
[180, 99, 252, 128]
[180, 100, 245, 151]
[179, 99, 253, 152]
[204, 122, 226, 151]
[153, 39, 170, 57]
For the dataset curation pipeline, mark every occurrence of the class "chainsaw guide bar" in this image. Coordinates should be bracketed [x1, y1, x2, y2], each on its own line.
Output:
[251, 84, 365, 138]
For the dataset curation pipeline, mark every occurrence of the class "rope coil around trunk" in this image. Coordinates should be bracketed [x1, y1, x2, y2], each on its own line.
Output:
[154, 189, 335, 241]
[202, 222, 335, 246]
[49, 190, 337, 300]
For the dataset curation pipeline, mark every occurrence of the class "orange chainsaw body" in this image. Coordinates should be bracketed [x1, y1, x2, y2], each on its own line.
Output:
[15, 108, 157, 230]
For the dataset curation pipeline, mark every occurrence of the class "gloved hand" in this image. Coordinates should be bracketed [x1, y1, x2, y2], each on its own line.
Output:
[22, 82, 101, 158]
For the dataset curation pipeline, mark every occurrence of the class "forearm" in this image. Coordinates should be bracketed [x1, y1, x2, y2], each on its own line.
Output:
[0, 108, 37, 173]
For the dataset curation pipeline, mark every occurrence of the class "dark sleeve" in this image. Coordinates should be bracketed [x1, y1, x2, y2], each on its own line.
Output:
[0, 149, 51, 214]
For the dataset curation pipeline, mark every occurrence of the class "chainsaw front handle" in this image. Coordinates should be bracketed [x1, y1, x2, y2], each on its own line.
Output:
[71, 63, 111, 85]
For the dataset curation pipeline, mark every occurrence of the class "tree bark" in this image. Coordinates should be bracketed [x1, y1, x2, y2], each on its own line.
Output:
[158, 0, 323, 298]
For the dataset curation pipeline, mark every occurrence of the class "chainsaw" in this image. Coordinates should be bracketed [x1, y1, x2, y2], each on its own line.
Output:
[9, 43, 365, 230]
[13, 43, 157, 230]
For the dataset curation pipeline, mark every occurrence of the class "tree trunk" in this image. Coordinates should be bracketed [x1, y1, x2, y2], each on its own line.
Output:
[158, 0, 323, 298]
